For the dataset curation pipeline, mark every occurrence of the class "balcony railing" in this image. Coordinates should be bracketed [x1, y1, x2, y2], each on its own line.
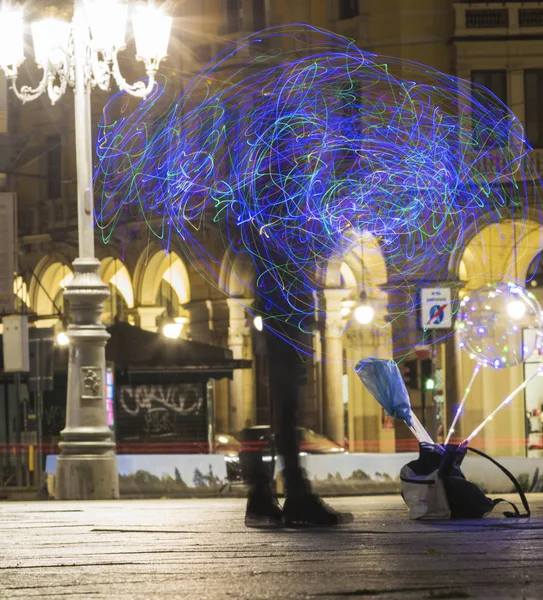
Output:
[455, 2, 543, 35]
[465, 9, 509, 28]
[519, 8, 543, 27]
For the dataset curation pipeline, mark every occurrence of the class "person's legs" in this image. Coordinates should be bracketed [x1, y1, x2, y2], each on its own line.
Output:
[270, 334, 353, 527]
[239, 427, 283, 527]
[274, 377, 351, 526]
[241, 282, 352, 527]
[273, 385, 310, 496]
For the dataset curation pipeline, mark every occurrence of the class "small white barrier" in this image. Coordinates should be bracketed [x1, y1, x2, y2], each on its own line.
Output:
[45, 452, 543, 496]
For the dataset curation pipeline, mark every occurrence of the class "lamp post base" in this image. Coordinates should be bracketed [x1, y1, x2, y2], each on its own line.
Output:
[55, 257, 119, 500]
[56, 453, 119, 500]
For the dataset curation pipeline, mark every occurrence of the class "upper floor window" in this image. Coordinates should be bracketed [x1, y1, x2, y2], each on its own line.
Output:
[46, 135, 61, 199]
[471, 71, 508, 146]
[226, 0, 242, 33]
[525, 70, 543, 148]
[339, 0, 359, 20]
[471, 70, 507, 107]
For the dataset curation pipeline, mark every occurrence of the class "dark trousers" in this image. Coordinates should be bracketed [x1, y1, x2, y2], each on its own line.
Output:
[239, 333, 309, 496]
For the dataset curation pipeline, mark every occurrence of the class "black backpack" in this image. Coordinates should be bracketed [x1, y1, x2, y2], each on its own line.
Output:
[400, 443, 530, 520]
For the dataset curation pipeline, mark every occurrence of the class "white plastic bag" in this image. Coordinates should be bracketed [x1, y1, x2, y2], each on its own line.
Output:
[400, 465, 451, 520]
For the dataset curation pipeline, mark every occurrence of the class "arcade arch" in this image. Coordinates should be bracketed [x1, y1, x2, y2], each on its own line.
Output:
[134, 249, 191, 332]
[99, 258, 134, 325]
[31, 259, 73, 325]
[219, 249, 255, 300]
[455, 219, 543, 457]
[323, 231, 393, 451]
[217, 248, 257, 433]
[14, 276, 30, 309]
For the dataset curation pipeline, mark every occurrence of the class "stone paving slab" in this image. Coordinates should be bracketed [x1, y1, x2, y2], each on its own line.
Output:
[1, 494, 543, 599]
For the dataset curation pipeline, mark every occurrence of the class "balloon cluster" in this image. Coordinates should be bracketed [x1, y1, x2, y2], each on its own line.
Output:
[94, 25, 540, 355]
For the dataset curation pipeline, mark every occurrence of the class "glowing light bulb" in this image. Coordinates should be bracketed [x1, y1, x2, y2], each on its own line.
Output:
[354, 304, 374, 325]
[162, 322, 182, 339]
[507, 300, 526, 320]
[57, 331, 69, 346]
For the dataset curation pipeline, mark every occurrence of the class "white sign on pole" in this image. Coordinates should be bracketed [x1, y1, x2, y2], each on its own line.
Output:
[2, 314, 29, 372]
[0, 192, 15, 313]
[420, 287, 452, 329]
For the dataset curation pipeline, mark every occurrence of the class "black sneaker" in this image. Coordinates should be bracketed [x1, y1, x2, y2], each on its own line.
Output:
[244, 489, 283, 528]
[282, 493, 354, 527]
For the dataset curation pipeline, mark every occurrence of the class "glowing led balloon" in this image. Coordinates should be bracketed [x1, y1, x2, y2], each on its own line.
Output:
[455, 282, 543, 369]
[507, 299, 527, 320]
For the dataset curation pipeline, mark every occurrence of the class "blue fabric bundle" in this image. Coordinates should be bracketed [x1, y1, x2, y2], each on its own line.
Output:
[355, 358, 413, 426]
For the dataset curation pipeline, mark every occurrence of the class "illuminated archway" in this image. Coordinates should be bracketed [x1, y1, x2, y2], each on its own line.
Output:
[31, 259, 73, 318]
[219, 248, 256, 299]
[133, 249, 191, 333]
[217, 248, 258, 431]
[14, 276, 30, 309]
[136, 250, 191, 307]
[455, 218, 543, 457]
[339, 262, 357, 290]
[324, 231, 388, 291]
[325, 230, 389, 330]
[99, 258, 135, 324]
[323, 231, 393, 453]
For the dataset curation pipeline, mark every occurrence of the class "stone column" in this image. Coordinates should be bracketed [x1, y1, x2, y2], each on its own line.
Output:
[206, 300, 230, 434]
[0, 64, 7, 190]
[322, 289, 345, 444]
[226, 298, 255, 433]
[184, 300, 213, 344]
[136, 306, 165, 332]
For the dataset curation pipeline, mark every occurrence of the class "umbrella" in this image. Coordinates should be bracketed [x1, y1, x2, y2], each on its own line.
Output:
[355, 358, 433, 444]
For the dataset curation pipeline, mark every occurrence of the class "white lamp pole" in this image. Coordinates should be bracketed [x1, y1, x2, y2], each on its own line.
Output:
[0, 0, 172, 499]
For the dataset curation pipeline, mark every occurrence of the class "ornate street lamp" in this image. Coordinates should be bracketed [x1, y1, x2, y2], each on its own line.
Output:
[0, 0, 172, 499]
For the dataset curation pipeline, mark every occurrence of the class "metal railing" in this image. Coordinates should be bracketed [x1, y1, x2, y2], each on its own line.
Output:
[456, 3, 543, 34]
[465, 8, 509, 28]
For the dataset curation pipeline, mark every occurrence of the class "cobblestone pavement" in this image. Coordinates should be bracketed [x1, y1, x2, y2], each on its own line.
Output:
[1, 494, 543, 599]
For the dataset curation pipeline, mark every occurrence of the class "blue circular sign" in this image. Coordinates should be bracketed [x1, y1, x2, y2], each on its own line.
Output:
[429, 304, 445, 325]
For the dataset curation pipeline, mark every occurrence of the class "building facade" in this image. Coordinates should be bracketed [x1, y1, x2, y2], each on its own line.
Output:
[3, 0, 543, 458]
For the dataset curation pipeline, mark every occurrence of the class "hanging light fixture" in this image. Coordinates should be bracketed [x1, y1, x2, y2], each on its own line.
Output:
[56, 315, 70, 346]
[161, 253, 189, 340]
[56, 330, 70, 346]
[354, 302, 374, 325]
[355, 232, 374, 325]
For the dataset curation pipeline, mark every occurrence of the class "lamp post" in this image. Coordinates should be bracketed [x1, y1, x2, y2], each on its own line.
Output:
[0, 0, 172, 499]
